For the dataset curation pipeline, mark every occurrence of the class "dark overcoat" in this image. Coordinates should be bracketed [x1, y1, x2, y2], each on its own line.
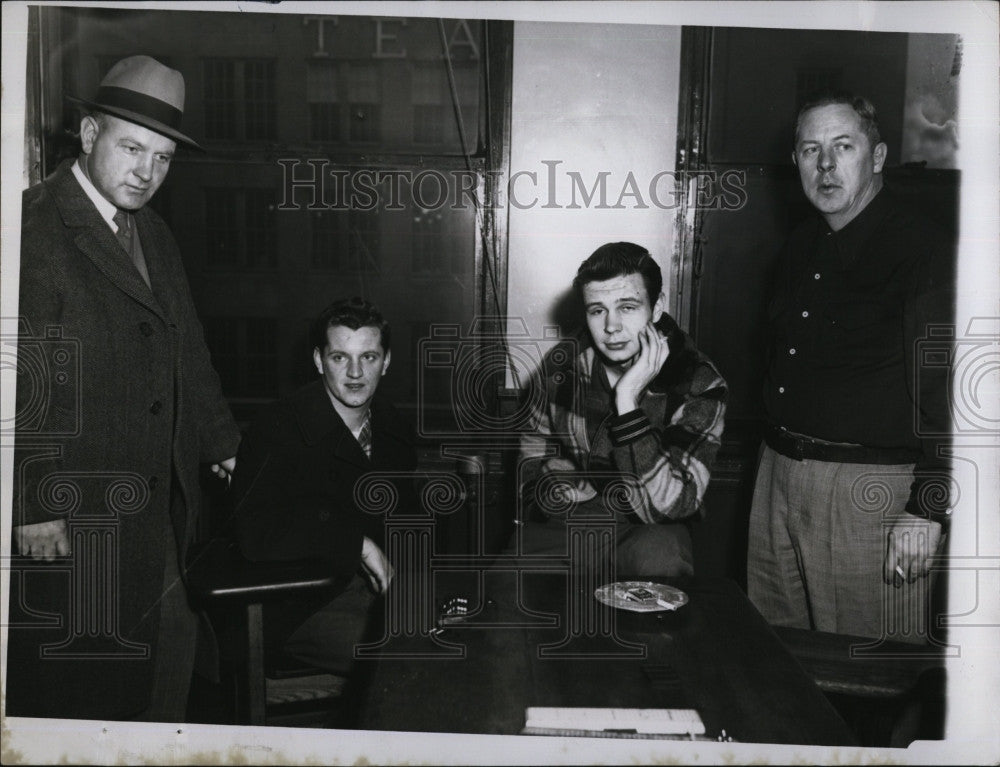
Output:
[7, 160, 241, 720]
[230, 379, 418, 649]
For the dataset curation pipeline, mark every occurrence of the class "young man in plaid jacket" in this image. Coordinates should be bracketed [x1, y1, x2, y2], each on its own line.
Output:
[517, 242, 728, 577]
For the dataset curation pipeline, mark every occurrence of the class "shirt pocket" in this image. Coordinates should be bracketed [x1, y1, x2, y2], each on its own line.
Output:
[823, 302, 887, 331]
[820, 301, 898, 365]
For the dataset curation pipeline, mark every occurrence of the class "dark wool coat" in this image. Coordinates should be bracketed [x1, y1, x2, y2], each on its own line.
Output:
[7, 160, 241, 720]
[230, 379, 418, 649]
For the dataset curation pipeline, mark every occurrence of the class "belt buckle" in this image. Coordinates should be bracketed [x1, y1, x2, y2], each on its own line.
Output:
[793, 437, 806, 461]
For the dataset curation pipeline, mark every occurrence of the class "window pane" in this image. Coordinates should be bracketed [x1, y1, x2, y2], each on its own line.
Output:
[245, 188, 276, 268]
[349, 103, 380, 142]
[310, 102, 341, 141]
[244, 59, 276, 140]
[311, 210, 343, 269]
[306, 61, 338, 102]
[346, 209, 380, 271]
[412, 210, 445, 273]
[203, 59, 237, 140]
[204, 188, 240, 267]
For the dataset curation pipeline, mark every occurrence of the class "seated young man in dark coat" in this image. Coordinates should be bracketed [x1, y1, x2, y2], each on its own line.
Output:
[230, 297, 416, 675]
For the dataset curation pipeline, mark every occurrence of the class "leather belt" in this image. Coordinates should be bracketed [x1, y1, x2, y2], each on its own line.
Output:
[764, 425, 921, 465]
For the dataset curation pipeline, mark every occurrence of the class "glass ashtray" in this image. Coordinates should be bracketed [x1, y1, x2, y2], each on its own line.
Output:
[594, 581, 689, 612]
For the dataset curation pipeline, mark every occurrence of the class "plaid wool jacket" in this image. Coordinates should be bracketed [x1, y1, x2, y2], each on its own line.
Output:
[519, 313, 728, 525]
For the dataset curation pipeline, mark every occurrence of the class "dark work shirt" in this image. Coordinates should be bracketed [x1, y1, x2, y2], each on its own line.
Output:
[763, 188, 954, 516]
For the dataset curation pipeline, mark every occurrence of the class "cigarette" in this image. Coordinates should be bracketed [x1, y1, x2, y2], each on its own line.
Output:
[894, 564, 906, 579]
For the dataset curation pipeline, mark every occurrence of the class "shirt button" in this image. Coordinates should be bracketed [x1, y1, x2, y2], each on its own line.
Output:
[778, 386, 785, 394]
[139, 322, 154, 337]
[150, 401, 162, 414]
[318, 510, 330, 521]
[814, 273, 821, 280]
[801, 310, 809, 318]
[789, 348, 796, 355]
[149, 476, 159, 490]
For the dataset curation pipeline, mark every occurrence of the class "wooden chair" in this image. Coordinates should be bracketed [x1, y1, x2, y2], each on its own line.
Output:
[186, 538, 349, 727]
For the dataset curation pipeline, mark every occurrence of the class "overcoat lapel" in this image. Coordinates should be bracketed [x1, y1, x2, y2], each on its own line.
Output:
[49, 165, 166, 320]
[295, 381, 370, 470]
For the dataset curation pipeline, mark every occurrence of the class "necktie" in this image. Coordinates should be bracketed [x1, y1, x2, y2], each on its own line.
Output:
[112, 209, 151, 288]
[113, 209, 133, 254]
[356, 412, 373, 459]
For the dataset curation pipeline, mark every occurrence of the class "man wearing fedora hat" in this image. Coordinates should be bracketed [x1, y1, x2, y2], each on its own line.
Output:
[9, 56, 240, 721]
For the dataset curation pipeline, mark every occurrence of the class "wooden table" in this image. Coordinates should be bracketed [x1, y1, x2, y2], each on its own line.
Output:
[354, 568, 858, 746]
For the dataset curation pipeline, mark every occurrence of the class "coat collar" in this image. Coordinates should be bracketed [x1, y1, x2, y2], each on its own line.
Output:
[45, 159, 164, 317]
[292, 379, 411, 467]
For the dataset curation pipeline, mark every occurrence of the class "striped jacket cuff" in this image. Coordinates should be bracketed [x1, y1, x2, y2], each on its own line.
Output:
[609, 409, 653, 445]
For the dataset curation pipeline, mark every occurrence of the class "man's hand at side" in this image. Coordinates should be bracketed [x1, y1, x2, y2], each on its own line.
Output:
[883, 516, 944, 587]
[210, 456, 237, 483]
[13, 519, 71, 561]
[360, 536, 394, 593]
[615, 322, 670, 414]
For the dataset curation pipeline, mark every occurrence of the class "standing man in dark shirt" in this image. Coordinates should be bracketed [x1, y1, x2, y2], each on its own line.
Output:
[748, 92, 954, 642]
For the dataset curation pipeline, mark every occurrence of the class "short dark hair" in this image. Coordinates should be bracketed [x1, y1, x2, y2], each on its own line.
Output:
[572, 242, 663, 305]
[310, 297, 391, 354]
[794, 90, 882, 148]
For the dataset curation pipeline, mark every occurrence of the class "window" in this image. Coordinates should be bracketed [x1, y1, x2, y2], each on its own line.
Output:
[203, 58, 276, 141]
[244, 59, 276, 140]
[204, 188, 276, 269]
[43, 8, 509, 425]
[203, 59, 237, 140]
[346, 209, 380, 272]
[346, 63, 380, 143]
[307, 62, 340, 141]
[410, 65, 477, 146]
[203, 317, 279, 398]
[310, 207, 380, 272]
[311, 209, 342, 269]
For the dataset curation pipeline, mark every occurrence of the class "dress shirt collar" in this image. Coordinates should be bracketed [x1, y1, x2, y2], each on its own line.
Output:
[71, 159, 121, 232]
[823, 187, 893, 270]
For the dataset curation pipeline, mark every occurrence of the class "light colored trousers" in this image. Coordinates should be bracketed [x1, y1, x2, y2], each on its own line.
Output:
[748, 444, 942, 644]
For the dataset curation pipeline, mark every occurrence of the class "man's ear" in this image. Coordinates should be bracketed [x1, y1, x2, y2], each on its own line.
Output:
[80, 116, 99, 155]
[652, 292, 666, 324]
[872, 142, 888, 174]
[791, 150, 798, 167]
[381, 349, 391, 377]
[312, 347, 323, 375]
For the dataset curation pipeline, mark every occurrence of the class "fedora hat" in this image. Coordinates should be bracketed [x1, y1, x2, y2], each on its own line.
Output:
[68, 55, 202, 151]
